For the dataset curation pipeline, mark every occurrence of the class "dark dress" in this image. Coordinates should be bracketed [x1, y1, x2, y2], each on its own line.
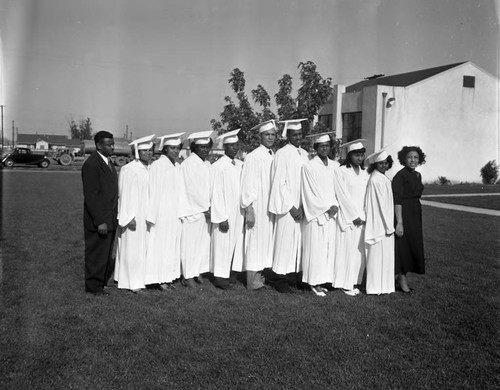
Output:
[392, 166, 425, 274]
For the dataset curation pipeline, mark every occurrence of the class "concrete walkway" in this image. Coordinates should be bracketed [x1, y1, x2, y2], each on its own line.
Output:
[421, 194, 500, 216]
[422, 193, 499, 198]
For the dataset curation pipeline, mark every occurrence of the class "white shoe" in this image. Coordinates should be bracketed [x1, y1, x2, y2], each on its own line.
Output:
[343, 288, 359, 296]
[311, 286, 326, 297]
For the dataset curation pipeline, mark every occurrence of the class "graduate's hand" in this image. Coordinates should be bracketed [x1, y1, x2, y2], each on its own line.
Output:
[327, 205, 338, 218]
[246, 206, 255, 229]
[97, 223, 108, 235]
[219, 220, 229, 232]
[127, 218, 136, 231]
[290, 206, 304, 221]
[395, 223, 404, 237]
[353, 217, 365, 227]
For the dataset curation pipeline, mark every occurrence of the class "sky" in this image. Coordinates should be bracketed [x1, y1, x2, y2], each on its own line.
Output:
[0, 0, 498, 140]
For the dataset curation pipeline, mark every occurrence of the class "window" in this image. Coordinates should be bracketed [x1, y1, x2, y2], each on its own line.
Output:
[463, 76, 475, 88]
[318, 114, 332, 130]
[342, 112, 362, 142]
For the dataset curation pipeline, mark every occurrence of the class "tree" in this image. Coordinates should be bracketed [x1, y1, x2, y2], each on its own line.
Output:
[480, 160, 498, 184]
[211, 61, 334, 153]
[68, 117, 93, 140]
[211, 68, 261, 152]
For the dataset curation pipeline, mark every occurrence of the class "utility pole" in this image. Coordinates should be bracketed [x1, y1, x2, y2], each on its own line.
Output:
[1, 105, 4, 152]
[12, 120, 15, 147]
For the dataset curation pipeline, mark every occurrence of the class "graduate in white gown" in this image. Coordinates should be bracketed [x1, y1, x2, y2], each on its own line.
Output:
[333, 139, 369, 296]
[210, 129, 245, 289]
[240, 120, 277, 290]
[268, 119, 309, 293]
[301, 133, 339, 297]
[145, 133, 184, 290]
[178, 131, 214, 288]
[364, 149, 395, 295]
[115, 135, 155, 292]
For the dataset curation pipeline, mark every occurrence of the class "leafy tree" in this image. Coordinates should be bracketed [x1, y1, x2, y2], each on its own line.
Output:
[68, 117, 93, 140]
[275, 74, 296, 121]
[480, 160, 498, 184]
[211, 61, 333, 153]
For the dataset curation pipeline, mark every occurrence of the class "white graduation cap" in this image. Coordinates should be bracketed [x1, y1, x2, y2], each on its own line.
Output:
[341, 139, 367, 153]
[216, 128, 241, 145]
[129, 134, 156, 159]
[306, 131, 335, 144]
[250, 119, 277, 133]
[187, 130, 214, 145]
[279, 118, 307, 139]
[365, 146, 390, 166]
[158, 132, 185, 149]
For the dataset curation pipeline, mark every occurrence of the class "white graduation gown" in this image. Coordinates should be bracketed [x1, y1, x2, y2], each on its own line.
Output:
[301, 156, 339, 286]
[364, 170, 395, 295]
[334, 165, 369, 289]
[210, 155, 244, 278]
[145, 155, 181, 284]
[240, 145, 275, 272]
[178, 153, 211, 279]
[115, 160, 150, 290]
[269, 144, 309, 275]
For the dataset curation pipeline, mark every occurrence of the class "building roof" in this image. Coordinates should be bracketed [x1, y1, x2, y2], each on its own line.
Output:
[17, 133, 70, 145]
[346, 62, 467, 92]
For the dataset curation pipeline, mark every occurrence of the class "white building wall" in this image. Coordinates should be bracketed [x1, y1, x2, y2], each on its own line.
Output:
[382, 63, 499, 182]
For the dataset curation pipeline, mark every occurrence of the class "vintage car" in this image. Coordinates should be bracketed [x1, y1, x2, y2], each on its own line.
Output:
[2, 147, 51, 168]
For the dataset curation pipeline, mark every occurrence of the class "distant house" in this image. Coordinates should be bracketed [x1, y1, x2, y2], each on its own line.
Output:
[318, 61, 499, 182]
[16, 134, 72, 150]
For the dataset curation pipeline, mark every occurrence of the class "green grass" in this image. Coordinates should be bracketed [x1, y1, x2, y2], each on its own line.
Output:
[424, 183, 499, 195]
[426, 195, 500, 210]
[1, 170, 499, 389]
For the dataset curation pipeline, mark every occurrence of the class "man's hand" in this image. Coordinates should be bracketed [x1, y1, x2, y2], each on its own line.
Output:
[219, 220, 229, 233]
[97, 223, 108, 235]
[127, 218, 136, 231]
[246, 206, 255, 229]
[353, 217, 365, 227]
[327, 205, 338, 218]
[290, 206, 304, 221]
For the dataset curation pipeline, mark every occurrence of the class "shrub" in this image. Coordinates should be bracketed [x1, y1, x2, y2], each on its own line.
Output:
[480, 160, 498, 184]
[436, 176, 451, 185]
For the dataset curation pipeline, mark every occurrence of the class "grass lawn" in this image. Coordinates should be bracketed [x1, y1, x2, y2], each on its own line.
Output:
[1, 170, 499, 389]
[424, 183, 499, 195]
[425, 195, 500, 210]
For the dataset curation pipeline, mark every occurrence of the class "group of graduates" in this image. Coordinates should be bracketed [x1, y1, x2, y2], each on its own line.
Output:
[112, 118, 426, 296]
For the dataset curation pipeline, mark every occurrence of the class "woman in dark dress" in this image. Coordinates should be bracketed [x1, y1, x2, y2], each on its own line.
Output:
[392, 146, 426, 293]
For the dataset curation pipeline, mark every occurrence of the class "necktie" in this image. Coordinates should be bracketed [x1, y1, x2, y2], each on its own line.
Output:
[108, 160, 114, 172]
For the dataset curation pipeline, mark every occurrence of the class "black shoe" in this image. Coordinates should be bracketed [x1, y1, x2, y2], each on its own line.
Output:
[213, 277, 231, 290]
[275, 282, 296, 294]
[87, 290, 109, 296]
[146, 283, 163, 291]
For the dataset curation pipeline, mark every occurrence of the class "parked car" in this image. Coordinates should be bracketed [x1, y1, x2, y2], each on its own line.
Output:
[2, 147, 51, 168]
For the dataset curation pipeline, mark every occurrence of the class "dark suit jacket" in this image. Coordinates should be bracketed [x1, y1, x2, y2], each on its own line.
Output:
[81, 151, 119, 231]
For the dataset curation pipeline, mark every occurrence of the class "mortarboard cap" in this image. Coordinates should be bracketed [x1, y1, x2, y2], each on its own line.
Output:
[279, 118, 307, 139]
[306, 131, 335, 145]
[187, 130, 214, 145]
[341, 139, 367, 153]
[129, 134, 156, 159]
[158, 132, 185, 149]
[216, 128, 241, 145]
[365, 146, 390, 166]
[250, 119, 277, 133]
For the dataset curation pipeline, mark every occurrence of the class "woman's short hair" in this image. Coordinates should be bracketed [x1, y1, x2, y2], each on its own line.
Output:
[367, 155, 393, 173]
[397, 146, 426, 166]
[313, 140, 333, 152]
[341, 148, 366, 169]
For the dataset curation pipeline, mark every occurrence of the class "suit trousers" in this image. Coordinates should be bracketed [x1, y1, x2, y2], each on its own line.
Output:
[84, 229, 116, 293]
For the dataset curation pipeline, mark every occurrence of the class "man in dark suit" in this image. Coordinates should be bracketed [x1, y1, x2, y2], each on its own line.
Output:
[81, 131, 119, 295]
